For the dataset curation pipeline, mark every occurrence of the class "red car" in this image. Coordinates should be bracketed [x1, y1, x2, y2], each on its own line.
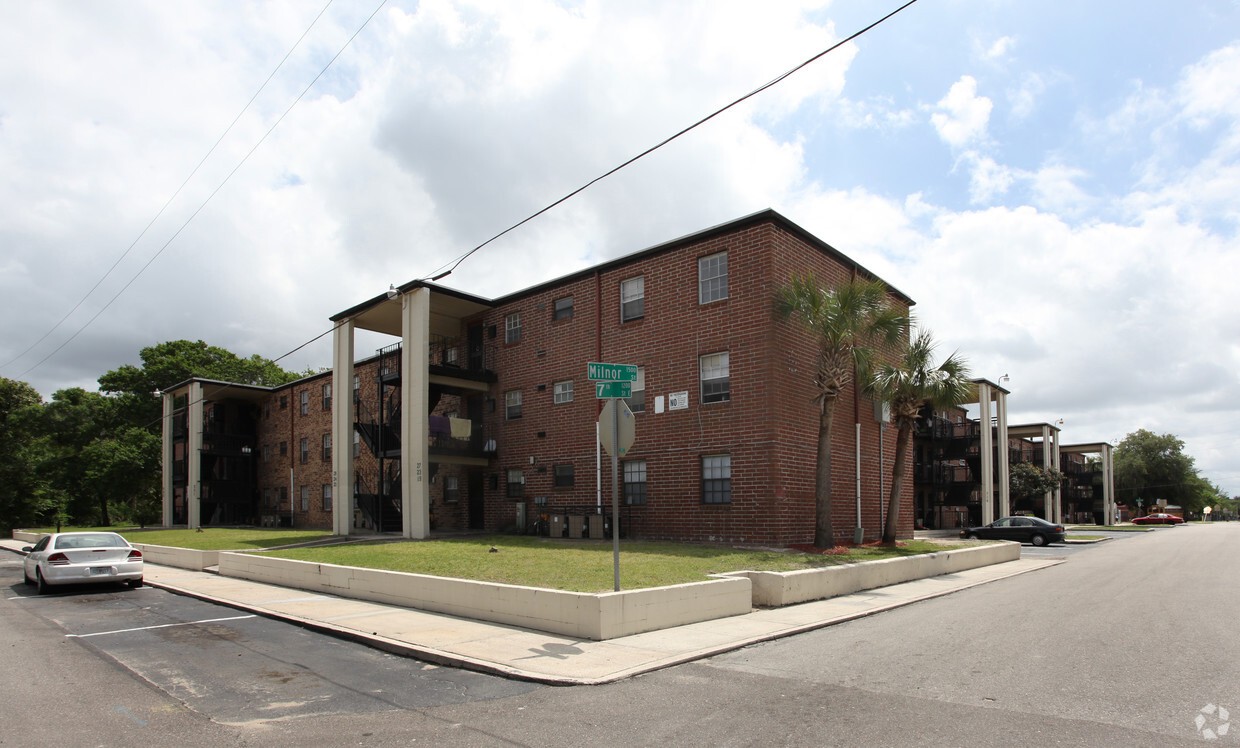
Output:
[1131, 513, 1185, 525]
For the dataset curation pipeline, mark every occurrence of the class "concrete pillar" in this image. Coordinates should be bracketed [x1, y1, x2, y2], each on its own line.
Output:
[1051, 429, 1062, 522]
[401, 288, 431, 539]
[1102, 444, 1115, 525]
[996, 390, 1010, 518]
[331, 319, 356, 537]
[977, 382, 994, 525]
[186, 381, 204, 530]
[1041, 425, 1053, 520]
[161, 392, 174, 527]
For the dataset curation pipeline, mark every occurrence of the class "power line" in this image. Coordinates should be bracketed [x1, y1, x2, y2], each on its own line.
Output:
[11, 0, 390, 380]
[419, 0, 925, 283]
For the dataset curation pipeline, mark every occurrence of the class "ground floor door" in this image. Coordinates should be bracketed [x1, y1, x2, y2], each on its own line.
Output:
[467, 469, 485, 530]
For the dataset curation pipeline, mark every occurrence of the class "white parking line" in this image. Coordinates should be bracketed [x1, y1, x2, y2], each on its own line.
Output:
[66, 614, 257, 638]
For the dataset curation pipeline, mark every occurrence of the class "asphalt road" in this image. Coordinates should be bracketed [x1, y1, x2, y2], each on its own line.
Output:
[4, 523, 1235, 746]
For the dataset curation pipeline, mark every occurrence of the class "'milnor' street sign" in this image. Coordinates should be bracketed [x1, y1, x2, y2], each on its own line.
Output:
[595, 381, 632, 399]
[587, 362, 638, 382]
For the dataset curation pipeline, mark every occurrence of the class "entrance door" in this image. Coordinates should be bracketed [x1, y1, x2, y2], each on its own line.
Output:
[467, 469, 485, 530]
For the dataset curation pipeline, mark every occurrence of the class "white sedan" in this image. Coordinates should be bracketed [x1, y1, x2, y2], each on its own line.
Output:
[23, 532, 144, 594]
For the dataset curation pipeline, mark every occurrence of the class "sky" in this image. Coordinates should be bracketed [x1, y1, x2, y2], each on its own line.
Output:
[2, 0, 1238, 495]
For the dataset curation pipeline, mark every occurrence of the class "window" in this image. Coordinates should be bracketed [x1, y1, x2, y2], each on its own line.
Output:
[553, 380, 574, 404]
[280, 486, 288, 505]
[280, 395, 288, 410]
[280, 441, 287, 457]
[263, 445, 271, 463]
[300, 390, 309, 415]
[698, 251, 728, 304]
[322, 485, 332, 512]
[353, 430, 361, 458]
[700, 352, 730, 403]
[702, 455, 731, 504]
[553, 464, 575, 487]
[353, 375, 360, 401]
[322, 434, 332, 461]
[621, 276, 644, 322]
[444, 475, 460, 503]
[506, 390, 522, 420]
[553, 296, 574, 320]
[505, 312, 521, 343]
[300, 485, 309, 512]
[625, 366, 645, 413]
[445, 346, 458, 365]
[263, 488, 272, 508]
[322, 383, 332, 410]
[624, 460, 647, 505]
[507, 469, 525, 498]
[300, 438, 309, 464]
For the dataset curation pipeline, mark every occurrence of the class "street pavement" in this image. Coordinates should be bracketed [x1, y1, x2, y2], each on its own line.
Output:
[1, 536, 1058, 685]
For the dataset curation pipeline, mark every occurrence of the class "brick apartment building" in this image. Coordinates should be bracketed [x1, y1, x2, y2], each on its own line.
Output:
[160, 209, 931, 546]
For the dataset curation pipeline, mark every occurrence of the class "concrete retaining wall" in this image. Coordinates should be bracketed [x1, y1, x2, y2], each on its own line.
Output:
[129, 543, 221, 571]
[217, 552, 753, 640]
[12, 531, 44, 544]
[729, 542, 1020, 607]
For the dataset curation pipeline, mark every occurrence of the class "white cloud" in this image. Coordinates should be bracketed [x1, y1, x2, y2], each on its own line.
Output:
[930, 75, 993, 149]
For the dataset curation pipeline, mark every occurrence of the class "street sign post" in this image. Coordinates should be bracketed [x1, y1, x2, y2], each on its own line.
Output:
[589, 362, 637, 591]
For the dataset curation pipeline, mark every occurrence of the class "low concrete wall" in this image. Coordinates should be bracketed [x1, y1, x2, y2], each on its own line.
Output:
[217, 552, 753, 641]
[129, 543, 222, 571]
[731, 542, 1020, 607]
[12, 531, 45, 544]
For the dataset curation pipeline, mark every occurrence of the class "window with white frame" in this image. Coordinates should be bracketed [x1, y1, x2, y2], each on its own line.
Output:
[444, 475, 460, 503]
[322, 382, 332, 410]
[505, 390, 522, 419]
[353, 374, 360, 401]
[506, 469, 525, 498]
[300, 390, 309, 415]
[300, 485, 309, 512]
[624, 460, 647, 505]
[625, 366, 645, 413]
[621, 276, 644, 322]
[300, 438, 309, 463]
[553, 380, 574, 404]
[353, 430, 360, 458]
[702, 454, 731, 504]
[700, 352, 730, 403]
[698, 251, 728, 304]
[322, 433, 332, 461]
[505, 312, 521, 343]
[322, 484, 332, 511]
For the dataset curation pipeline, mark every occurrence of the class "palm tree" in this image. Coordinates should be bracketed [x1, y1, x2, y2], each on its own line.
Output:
[777, 273, 907, 548]
[868, 328, 971, 544]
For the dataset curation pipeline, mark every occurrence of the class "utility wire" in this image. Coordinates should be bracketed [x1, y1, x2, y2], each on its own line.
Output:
[2, 0, 336, 372]
[419, 0, 924, 282]
[13, 0, 390, 381]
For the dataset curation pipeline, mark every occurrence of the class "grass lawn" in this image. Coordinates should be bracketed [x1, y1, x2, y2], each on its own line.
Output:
[1066, 534, 1107, 541]
[260, 536, 961, 593]
[117, 528, 334, 550]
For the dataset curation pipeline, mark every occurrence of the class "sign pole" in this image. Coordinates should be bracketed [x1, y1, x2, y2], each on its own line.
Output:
[612, 402, 621, 591]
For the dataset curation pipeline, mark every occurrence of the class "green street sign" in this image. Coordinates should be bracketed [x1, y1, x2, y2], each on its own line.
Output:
[595, 381, 632, 399]
[587, 362, 638, 382]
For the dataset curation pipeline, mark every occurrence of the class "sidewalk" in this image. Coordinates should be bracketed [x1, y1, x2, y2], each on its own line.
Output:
[3, 538, 1059, 686]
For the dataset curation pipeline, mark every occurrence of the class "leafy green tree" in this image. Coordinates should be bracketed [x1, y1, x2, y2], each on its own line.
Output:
[867, 328, 971, 544]
[1114, 429, 1198, 513]
[1009, 461, 1065, 515]
[0, 377, 47, 532]
[38, 388, 123, 526]
[778, 274, 907, 548]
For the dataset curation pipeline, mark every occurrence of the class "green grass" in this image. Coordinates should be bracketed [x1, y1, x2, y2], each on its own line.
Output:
[259, 536, 959, 593]
[116, 528, 334, 550]
[1066, 534, 1107, 541]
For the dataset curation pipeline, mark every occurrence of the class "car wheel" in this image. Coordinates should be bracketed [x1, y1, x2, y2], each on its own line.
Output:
[35, 568, 49, 595]
[127, 578, 143, 589]
[23, 567, 34, 586]
[966, 533, 979, 540]
[1030, 534, 1047, 547]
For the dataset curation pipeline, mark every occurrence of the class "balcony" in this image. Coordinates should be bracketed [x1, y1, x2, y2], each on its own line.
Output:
[377, 335, 497, 387]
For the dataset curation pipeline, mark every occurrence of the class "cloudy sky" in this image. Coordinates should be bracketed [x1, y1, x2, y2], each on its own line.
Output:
[2, 0, 1237, 493]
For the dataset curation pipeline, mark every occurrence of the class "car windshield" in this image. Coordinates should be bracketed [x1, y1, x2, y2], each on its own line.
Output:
[53, 533, 128, 550]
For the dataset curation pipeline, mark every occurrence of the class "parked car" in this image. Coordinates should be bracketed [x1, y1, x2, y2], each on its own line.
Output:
[1131, 513, 1185, 525]
[961, 516, 1067, 546]
[22, 532, 143, 594]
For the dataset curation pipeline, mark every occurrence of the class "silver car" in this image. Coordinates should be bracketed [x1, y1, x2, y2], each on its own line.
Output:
[23, 532, 144, 594]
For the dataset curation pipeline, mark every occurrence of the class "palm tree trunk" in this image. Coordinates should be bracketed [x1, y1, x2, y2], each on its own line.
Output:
[815, 395, 838, 548]
[882, 421, 914, 543]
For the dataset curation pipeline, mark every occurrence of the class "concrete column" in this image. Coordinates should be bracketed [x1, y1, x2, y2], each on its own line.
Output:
[161, 392, 174, 527]
[977, 383, 994, 525]
[996, 390, 1010, 518]
[331, 319, 356, 537]
[1102, 444, 1115, 525]
[401, 288, 431, 539]
[186, 381, 204, 530]
[1051, 430, 1062, 522]
[1041, 425, 1053, 520]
